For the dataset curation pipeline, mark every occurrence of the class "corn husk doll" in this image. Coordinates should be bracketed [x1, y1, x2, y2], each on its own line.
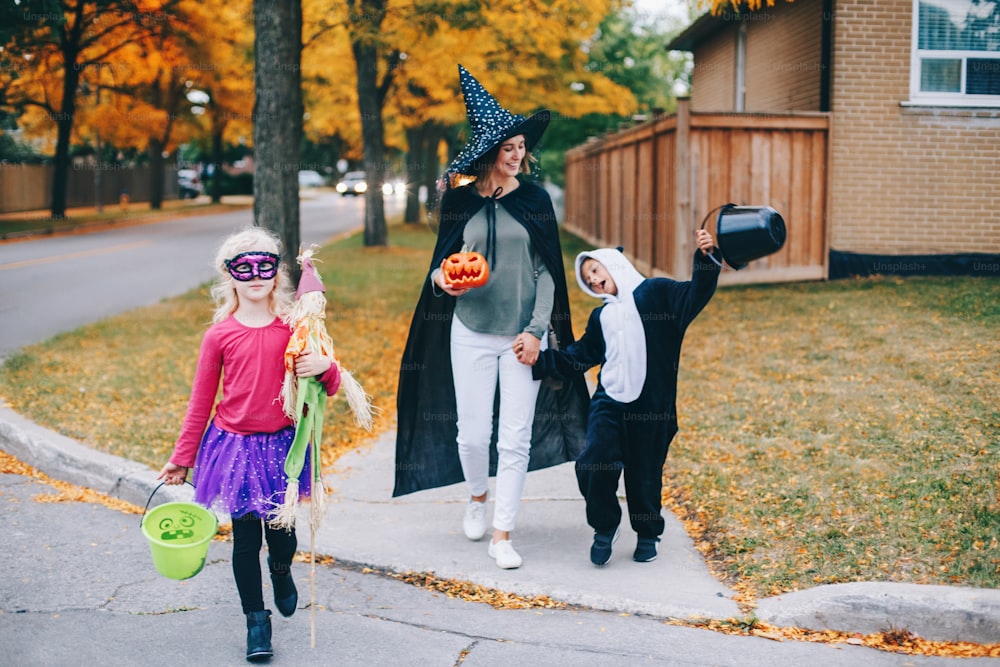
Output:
[270, 249, 374, 531]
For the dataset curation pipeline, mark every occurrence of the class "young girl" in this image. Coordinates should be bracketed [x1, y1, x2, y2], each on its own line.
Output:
[158, 227, 341, 662]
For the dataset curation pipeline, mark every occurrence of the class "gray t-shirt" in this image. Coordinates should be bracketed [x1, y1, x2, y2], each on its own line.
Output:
[442, 203, 554, 339]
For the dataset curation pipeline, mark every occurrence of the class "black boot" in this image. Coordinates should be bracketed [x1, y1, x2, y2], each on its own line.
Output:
[268, 556, 298, 618]
[245, 610, 273, 662]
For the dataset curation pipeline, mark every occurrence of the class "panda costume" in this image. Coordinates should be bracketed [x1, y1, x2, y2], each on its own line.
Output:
[532, 245, 720, 563]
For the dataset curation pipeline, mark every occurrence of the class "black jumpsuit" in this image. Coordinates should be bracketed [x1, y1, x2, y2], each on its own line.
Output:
[533, 250, 719, 538]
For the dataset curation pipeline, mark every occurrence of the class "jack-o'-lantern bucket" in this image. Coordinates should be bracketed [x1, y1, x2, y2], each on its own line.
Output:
[140, 482, 218, 580]
[703, 203, 787, 270]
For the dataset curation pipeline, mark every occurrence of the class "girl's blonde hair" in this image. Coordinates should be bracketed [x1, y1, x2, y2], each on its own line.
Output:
[210, 226, 295, 323]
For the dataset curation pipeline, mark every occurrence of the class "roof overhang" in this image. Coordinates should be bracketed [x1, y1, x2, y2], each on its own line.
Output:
[666, 12, 728, 52]
[667, 5, 776, 52]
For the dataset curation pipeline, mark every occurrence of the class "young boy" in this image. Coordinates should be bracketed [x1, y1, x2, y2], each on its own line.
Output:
[526, 229, 719, 566]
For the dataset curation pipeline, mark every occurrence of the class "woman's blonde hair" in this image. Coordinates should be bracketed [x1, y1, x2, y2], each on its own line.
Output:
[210, 226, 295, 323]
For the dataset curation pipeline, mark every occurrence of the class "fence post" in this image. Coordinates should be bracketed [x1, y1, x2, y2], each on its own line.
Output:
[673, 97, 693, 279]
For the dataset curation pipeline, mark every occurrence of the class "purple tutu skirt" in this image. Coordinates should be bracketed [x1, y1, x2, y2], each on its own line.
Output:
[191, 423, 311, 519]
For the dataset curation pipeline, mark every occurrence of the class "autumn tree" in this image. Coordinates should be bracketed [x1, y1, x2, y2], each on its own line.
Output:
[345, 0, 396, 247]
[254, 0, 303, 275]
[0, 0, 158, 218]
[707, 0, 780, 11]
[398, 0, 638, 190]
[541, 4, 692, 184]
[123, 6, 206, 209]
[195, 1, 254, 203]
[302, 0, 637, 245]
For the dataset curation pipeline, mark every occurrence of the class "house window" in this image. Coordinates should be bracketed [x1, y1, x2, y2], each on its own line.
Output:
[910, 0, 1000, 106]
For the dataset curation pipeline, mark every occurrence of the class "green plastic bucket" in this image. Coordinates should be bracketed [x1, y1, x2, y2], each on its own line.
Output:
[140, 482, 218, 581]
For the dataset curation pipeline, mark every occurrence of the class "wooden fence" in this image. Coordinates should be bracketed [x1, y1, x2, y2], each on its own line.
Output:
[0, 163, 179, 214]
[564, 98, 830, 285]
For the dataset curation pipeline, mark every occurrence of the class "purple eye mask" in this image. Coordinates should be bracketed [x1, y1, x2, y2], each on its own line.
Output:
[225, 251, 280, 281]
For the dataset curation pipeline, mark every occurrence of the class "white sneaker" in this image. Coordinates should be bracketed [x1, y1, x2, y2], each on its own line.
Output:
[488, 539, 523, 569]
[462, 500, 488, 541]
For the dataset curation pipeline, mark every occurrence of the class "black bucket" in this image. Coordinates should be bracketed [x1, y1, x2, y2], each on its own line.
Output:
[708, 204, 787, 270]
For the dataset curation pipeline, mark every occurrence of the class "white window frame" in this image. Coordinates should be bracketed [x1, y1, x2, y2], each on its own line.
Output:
[908, 0, 1000, 107]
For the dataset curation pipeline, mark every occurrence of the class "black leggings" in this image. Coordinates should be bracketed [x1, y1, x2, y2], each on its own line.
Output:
[232, 512, 297, 613]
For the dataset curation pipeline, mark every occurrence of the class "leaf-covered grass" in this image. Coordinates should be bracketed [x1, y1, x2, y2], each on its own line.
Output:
[664, 274, 1000, 596]
[1, 221, 997, 598]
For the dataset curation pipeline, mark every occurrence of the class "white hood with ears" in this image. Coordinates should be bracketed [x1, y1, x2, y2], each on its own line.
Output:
[575, 248, 647, 403]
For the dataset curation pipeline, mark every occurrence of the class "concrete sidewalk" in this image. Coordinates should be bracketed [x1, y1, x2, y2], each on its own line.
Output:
[1, 399, 998, 646]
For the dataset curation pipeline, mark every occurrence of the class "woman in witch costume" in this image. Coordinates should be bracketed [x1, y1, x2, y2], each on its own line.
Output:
[394, 65, 589, 569]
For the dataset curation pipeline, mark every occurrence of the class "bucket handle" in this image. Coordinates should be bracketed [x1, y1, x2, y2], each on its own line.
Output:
[698, 203, 735, 269]
[141, 480, 214, 526]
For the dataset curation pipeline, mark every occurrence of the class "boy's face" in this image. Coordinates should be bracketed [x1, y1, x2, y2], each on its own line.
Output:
[581, 258, 618, 296]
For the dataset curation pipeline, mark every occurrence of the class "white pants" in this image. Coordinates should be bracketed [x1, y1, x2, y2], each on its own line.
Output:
[451, 316, 544, 532]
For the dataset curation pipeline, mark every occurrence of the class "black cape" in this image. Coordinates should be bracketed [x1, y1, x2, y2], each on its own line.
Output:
[393, 180, 589, 497]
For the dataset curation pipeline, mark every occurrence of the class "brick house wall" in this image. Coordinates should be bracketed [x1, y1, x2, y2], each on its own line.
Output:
[691, 25, 738, 110]
[679, 0, 1000, 258]
[829, 0, 1000, 255]
[690, 0, 824, 112]
[745, 0, 824, 111]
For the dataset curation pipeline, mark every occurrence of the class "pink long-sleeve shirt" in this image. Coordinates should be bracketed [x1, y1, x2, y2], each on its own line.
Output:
[170, 316, 341, 468]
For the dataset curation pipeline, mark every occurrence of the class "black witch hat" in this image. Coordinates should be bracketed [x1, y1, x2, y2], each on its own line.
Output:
[447, 64, 551, 177]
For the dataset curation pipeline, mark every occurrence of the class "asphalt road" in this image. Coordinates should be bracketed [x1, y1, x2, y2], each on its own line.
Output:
[0, 192, 398, 360]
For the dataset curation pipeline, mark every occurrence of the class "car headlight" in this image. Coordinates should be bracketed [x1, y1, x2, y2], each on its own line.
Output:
[355, 182, 367, 193]
[336, 183, 347, 193]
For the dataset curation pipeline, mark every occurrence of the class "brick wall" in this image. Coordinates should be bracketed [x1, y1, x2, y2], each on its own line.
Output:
[688, 0, 1000, 256]
[691, 25, 737, 111]
[830, 0, 1000, 254]
[745, 0, 823, 111]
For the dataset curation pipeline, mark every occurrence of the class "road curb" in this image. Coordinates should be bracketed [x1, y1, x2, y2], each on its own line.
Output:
[0, 399, 192, 510]
[755, 581, 1000, 644]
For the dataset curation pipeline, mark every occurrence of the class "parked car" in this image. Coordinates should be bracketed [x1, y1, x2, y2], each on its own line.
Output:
[298, 170, 326, 188]
[177, 169, 203, 199]
[336, 171, 367, 196]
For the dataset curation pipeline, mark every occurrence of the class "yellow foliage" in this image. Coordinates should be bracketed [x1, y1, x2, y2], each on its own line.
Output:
[301, 0, 637, 156]
[701, 0, 785, 14]
[2, 0, 253, 153]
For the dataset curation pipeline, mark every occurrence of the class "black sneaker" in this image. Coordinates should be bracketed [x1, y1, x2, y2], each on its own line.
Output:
[633, 536, 660, 562]
[590, 526, 621, 567]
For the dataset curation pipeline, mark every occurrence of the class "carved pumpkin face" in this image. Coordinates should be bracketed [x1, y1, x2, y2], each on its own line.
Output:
[442, 251, 490, 289]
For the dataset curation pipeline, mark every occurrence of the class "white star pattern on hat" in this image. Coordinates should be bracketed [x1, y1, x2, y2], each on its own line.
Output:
[449, 65, 551, 176]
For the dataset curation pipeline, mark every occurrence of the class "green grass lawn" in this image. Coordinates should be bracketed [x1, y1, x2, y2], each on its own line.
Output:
[1, 221, 997, 599]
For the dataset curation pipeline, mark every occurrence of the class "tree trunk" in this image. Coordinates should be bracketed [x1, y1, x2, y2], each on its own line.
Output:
[210, 125, 224, 203]
[422, 124, 444, 214]
[51, 92, 75, 220]
[254, 0, 303, 276]
[51, 8, 84, 220]
[403, 125, 422, 224]
[404, 123, 445, 225]
[349, 0, 389, 247]
[151, 69, 185, 211]
[149, 138, 165, 209]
